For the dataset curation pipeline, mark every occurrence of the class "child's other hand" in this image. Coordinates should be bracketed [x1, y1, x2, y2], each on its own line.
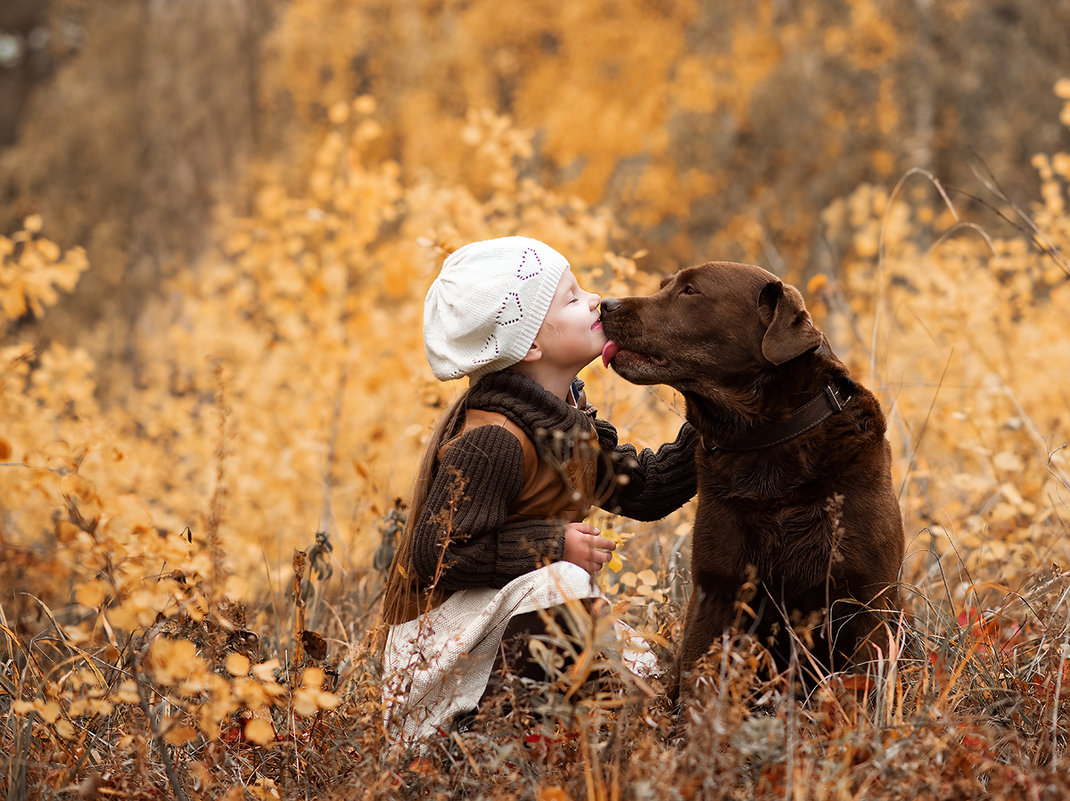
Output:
[563, 522, 617, 574]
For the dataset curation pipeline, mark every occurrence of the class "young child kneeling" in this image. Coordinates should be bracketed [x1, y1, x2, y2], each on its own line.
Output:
[381, 237, 697, 748]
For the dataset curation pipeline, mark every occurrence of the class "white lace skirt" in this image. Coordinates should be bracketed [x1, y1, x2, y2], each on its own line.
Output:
[382, 561, 658, 748]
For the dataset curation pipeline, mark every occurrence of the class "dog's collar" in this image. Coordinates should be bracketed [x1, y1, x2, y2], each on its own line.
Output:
[701, 382, 853, 452]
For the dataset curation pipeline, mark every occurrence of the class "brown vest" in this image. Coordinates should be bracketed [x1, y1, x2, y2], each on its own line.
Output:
[439, 408, 603, 524]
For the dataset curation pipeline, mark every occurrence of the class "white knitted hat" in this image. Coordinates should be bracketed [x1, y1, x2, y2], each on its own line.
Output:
[424, 236, 570, 381]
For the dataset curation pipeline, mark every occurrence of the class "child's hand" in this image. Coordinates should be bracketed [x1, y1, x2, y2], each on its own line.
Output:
[563, 522, 617, 574]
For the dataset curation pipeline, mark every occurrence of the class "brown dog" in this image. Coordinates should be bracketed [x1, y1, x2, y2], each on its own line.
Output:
[600, 262, 905, 693]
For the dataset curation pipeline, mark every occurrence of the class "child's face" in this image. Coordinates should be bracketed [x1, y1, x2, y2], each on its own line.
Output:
[531, 270, 606, 373]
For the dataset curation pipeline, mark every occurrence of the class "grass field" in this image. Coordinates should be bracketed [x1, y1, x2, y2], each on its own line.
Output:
[3, 88, 1070, 800]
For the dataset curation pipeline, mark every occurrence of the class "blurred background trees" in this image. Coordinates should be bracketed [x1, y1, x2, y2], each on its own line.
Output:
[0, 0, 282, 347]
[2, 0, 1068, 360]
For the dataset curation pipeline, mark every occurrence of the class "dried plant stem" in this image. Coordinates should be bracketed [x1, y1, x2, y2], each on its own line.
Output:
[293, 549, 308, 666]
[134, 662, 190, 801]
[319, 343, 351, 539]
[205, 360, 232, 609]
[1053, 654, 1065, 771]
[579, 710, 606, 801]
[897, 349, 953, 501]
[5, 715, 32, 801]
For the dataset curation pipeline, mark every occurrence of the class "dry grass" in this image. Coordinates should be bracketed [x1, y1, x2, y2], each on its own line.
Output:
[4, 508, 1070, 800]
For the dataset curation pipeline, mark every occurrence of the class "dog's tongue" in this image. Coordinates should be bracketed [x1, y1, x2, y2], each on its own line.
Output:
[601, 340, 620, 367]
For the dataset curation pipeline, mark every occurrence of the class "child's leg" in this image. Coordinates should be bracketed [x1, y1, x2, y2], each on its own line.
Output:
[486, 599, 610, 693]
[452, 601, 610, 732]
[494, 609, 565, 683]
[452, 610, 560, 732]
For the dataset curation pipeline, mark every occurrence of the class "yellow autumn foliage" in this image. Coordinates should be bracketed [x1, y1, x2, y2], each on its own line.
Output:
[0, 216, 88, 330]
[1, 4, 1069, 796]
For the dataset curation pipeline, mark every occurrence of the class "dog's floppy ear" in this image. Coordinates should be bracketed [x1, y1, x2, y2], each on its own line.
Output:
[758, 280, 822, 365]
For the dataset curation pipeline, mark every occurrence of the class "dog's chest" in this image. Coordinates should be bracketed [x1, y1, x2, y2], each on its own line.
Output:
[698, 488, 846, 585]
[697, 444, 828, 501]
[748, 496, 827, 539]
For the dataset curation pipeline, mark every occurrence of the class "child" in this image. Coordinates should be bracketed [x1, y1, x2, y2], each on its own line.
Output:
[381, 236, 697, 747]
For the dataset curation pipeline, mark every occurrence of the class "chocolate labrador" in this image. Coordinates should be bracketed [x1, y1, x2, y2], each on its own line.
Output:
[600, 262, 904, 693]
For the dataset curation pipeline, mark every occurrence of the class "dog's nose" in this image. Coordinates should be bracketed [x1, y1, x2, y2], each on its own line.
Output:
[600, 298, 621, 315]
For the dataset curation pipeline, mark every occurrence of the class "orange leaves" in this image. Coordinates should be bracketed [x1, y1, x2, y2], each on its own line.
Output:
[671, 56, 718, 114]
[11, 698, 62, 723]
[243, 716, 277, 746]
[75, 637, 340, 748]
[8, 696, 78, 739]
[819, 160, 1070, 584]
[382, 255, 419, 299]
[0, 215, 89, 330]
[226, 652, 252, 677]
[537, 786, 570, 801]
[74, 579, 109, 609]
[293, 667, 342, 717]
[1057, 77, 1070, 127]
[459, 108, 536, 196]
[163, 719, 200, 746]
[839, 0, 900, 71]
[618, 569, 665, 604]
[148, 637, 203, 685]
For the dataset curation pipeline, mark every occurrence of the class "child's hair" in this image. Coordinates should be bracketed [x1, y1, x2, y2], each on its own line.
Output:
[380, 388, 471, 626]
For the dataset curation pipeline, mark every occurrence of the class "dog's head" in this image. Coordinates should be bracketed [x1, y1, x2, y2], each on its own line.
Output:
[599, 262, 823, 395]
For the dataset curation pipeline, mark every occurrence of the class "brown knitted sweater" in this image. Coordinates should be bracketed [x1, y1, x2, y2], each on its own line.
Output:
[410, 370, 698, 593]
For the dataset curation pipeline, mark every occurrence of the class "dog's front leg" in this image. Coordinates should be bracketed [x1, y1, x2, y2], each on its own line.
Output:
[669, 582, 737, 701]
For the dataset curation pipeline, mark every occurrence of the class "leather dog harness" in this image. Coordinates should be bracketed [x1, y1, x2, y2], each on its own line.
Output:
[701, 381, 854, 452]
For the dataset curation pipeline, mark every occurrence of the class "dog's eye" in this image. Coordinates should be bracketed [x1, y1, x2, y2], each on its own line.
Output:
[681, 284, 699, 296]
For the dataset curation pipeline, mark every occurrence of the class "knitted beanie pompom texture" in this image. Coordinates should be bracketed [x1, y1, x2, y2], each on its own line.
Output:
[423, 236, 570, 381]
